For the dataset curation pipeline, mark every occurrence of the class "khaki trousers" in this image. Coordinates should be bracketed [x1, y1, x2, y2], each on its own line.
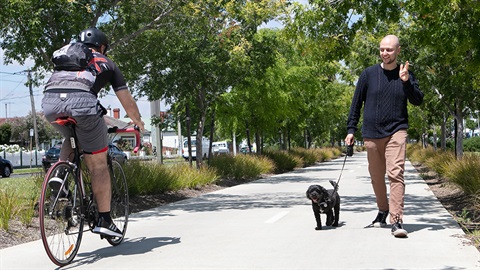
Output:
[364, 129, 407, 224]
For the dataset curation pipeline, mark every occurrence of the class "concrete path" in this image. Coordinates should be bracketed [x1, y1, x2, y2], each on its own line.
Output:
[1, 152, 479, 269]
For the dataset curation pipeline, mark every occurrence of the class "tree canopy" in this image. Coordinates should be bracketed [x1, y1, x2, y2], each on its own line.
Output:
[1, 0, 480, 160]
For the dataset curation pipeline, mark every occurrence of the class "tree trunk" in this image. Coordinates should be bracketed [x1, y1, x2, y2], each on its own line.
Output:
[246, 120, 252, 153]
[287, 129, 291, 150]
[441, 113, 447, 151]
[186, 104, 193, 167]
[455, 104, 464, 159]
[208, 110, 215, 164]
[255, 130, 261, 155]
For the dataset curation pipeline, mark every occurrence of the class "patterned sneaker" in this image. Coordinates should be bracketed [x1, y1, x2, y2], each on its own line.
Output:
[372, 210, 389, 228]
[93, 217, 123, 237]
[391, 222, 408, 238]
[48, 177, 69, 198]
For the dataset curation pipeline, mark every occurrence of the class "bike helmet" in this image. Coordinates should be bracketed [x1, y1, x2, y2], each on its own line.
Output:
[78, 27, 109, 54]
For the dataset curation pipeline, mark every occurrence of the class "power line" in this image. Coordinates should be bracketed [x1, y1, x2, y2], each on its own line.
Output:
[0, 71, 25, 76]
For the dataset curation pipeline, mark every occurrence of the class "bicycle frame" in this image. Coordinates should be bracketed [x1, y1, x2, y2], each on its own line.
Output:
[40, 116, 140, 266]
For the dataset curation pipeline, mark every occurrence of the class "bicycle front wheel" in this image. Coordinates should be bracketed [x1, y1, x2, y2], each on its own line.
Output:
[107, 159, 129, 246]
[39, 161, 84, 266]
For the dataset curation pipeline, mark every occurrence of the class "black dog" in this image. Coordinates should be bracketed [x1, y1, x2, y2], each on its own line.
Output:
[306, 180, 340, 230]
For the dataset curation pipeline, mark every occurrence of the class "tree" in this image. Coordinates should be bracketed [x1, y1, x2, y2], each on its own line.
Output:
[402, 0, 480, 158]
[9, 113, 59, 148]
[115, 0, 287, 167]
[0, 123, 12, 144]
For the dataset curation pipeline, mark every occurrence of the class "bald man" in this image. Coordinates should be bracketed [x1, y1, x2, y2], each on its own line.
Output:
[345, 35, 424, 238]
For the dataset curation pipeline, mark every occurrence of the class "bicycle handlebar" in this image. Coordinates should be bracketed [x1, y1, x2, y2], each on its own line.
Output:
[108, 125, 142, 153]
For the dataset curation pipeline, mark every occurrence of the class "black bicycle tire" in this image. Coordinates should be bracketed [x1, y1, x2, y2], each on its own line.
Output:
[39, 161, 84, 266]
[106, 159, 129, 246]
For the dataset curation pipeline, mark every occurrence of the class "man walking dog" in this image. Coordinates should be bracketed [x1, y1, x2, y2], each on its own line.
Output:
[345, 35, 424, 237]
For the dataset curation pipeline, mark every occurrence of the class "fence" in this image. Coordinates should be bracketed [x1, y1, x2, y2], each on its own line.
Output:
[2, 150, 45, 168]
[2, 149, 157, 169]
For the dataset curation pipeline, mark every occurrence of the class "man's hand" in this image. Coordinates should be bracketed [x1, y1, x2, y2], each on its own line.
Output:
[345, 134, 354, 146]
[399, 61, 409, 82]
[129, 120, 145, 132]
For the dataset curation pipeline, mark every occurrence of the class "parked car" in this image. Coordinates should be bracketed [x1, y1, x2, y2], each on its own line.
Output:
[182, 137, 210, 160]
[42, 147, 61, 171]
[42, 143, 127, 171]
[108, 143, 128, 163]
[212, 141, 229, 155]
[0, 156, 13, 177]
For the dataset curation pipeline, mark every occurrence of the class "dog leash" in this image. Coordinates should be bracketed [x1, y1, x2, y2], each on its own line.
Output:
[331, 145, 352, 196]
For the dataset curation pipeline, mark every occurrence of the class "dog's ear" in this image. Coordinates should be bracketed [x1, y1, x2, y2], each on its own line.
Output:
[321, 187, 329, 199]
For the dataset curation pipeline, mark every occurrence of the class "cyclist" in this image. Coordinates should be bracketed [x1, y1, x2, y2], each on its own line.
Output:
[42, 27, 145, 237]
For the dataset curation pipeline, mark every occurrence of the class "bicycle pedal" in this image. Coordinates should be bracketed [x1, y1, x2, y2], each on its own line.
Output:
[100, 234, 113, 240]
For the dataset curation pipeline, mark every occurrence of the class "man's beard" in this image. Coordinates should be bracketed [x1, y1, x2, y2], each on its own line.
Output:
[383, 56, 396, 65]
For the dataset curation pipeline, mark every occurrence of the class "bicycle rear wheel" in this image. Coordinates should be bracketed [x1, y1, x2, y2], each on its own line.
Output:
[107, 159, 129, 246]
[39, 162, 84, 266]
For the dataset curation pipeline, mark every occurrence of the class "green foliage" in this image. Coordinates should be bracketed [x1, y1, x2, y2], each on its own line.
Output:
[408, 143, 480, 196]
[0, 173, 42, 229]
[464, 137, 480, 152]
[424, 151, 456, 177]
[407, 144, 438, 164]
[288, 148, 318, 167]
[169, 163, 219, 190]
[0, 124, 12, 144]
[123, 160, 219, 196]
[123, 160, 176, 196]
[209, 154, 274, 180]
[262, 149, 303, 173]
[0, 188, 17, 230]
[444, 155, 480, 195]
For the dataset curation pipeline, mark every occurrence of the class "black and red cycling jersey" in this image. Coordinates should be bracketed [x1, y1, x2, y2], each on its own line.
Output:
[88, 52, 128, 95]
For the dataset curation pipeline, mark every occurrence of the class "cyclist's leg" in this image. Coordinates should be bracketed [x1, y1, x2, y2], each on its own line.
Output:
[84, 151, 110, 212]
[75, 114, 122, 237]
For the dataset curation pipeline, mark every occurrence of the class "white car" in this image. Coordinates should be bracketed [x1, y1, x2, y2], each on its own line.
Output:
[212, 141, 229, 154]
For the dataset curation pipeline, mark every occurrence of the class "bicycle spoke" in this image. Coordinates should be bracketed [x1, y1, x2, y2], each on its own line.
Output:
[107, 160, 129, 246]
[39, 162, 84, 266]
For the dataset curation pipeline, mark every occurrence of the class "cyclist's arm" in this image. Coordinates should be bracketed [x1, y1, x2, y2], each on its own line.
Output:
[115, 89, 145, 132]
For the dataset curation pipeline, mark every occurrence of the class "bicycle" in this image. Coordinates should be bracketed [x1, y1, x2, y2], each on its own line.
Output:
[38, 116, 141, 266]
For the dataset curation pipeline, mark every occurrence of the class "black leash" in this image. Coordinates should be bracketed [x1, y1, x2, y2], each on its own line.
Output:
[331, 145, 353, 196]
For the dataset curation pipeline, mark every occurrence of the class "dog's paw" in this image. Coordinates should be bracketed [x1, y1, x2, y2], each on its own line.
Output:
[332, 222, 339, 227]
[315, 226, 322, 230]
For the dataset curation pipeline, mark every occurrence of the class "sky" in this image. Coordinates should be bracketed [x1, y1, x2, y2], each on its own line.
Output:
[0, 0, 309, 120]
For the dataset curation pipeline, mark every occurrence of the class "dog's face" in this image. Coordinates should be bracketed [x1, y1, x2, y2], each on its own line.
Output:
[306, 185, 329, 204]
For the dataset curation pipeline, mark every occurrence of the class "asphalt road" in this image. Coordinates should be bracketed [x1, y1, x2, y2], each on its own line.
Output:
[1, 152, 479, 269]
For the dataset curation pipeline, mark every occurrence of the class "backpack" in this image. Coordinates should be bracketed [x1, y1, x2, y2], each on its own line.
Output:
[51, 42, 93, 71]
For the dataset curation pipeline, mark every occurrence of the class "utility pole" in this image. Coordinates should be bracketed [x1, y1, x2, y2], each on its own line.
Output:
[4, 102, 12, 121]
[26, 69, 39, 150]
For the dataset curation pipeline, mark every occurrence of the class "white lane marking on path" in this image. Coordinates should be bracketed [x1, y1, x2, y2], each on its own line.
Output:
[265, 211, 289, 224]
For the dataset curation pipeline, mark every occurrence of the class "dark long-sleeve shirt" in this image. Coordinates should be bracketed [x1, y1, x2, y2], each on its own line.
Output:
[346, 64, 424, 139]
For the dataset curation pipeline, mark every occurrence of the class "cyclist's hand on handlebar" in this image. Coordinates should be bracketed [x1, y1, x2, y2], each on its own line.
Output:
[129, 120, 145, 132]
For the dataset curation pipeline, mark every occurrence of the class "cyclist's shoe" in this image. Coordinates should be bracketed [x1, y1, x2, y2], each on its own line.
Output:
[93, 217, 123, 238]
[372, 210, 389, 228]
[48, 177, 69, 198]
[391, 221, 408, 238]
